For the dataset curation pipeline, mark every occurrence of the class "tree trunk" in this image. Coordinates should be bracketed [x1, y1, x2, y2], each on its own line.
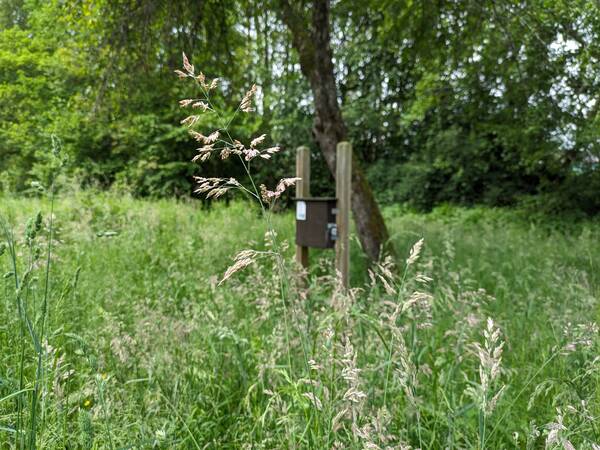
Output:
[278, 0, 391, 261]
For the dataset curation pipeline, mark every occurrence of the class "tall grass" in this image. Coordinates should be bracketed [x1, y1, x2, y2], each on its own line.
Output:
[0, 136, 70, 449]
[1, 193, 599, 448]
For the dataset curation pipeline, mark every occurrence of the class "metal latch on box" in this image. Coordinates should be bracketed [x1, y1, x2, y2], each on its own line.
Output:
[327, 223, 338, 241]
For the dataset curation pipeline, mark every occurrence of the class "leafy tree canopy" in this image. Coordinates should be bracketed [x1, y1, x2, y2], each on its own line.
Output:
[1, 0, 598, 213]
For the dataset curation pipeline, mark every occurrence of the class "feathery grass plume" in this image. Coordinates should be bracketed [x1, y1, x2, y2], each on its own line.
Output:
[406, 238, 424, 266]
[302, 392, 323, 411]
[190, 130, 220, 145]
[545, 409, 575, 450]
[181, 115, 200, 127]
[219, 250, 259, 285]
[340, 337, 366, 406]
[561, 322, 599, 353]
[368, 255, 397, 296]
[182, 52, 194, 75]
[330, 333, 368, 440]
[393, 331, 419, 406]
[193, 177, 242, 198]
[240, 84, 257, 112]
[402, 290, 433, 323]
[174, 69, 188, 79]
[259, 178, 300, 204]
[207, 132, 220, 144]
[466, 317, 505, 449]
[466, 318, 505, 416]
[251, 134, 267, 147]
[192, 101, 211, 111]
[369, 242, 434, 449]
[355, 407, 398, 450]
[176, 53, 294, 286]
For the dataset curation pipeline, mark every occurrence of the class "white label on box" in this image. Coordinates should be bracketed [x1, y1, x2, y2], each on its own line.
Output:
[296, 201, 307, 220]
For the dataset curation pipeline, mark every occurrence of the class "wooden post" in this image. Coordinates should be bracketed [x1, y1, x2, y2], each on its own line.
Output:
[336, 141, 352, 289]
[296, 146, 310, 269]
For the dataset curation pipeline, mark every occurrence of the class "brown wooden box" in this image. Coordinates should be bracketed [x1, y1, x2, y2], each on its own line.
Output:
[295, 198, 338, 249]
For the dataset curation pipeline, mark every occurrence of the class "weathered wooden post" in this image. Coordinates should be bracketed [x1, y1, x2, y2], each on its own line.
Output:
[296, 146, 311, 269]
[294, 142, 351, 288]
[336, 141, 352, 289]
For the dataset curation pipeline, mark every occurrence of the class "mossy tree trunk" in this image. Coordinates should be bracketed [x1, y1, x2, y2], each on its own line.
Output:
[279, 0, 391, 262]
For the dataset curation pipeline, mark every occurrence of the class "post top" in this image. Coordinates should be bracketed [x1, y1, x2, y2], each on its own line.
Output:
[336, 141, 352, 151]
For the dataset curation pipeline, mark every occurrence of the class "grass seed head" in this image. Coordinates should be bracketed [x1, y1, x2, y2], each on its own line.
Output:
[240, 84, 257, 112]
[182, 52, 194, 75]
[406, 238, 424, 266]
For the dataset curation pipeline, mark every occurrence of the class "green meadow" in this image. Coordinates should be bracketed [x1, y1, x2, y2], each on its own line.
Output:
[1, 194, 599, 448]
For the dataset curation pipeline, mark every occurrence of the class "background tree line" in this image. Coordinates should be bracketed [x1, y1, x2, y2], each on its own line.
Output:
[1, 0, 599, 215]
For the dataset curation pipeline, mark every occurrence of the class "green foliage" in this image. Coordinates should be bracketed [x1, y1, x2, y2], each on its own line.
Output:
[339, 0, 600, 213]
[0, 22, 83, 191]
[0, 0, 598, 212]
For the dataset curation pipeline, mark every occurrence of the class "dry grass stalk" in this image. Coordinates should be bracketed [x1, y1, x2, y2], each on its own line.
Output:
[466, 317, 505, 416]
